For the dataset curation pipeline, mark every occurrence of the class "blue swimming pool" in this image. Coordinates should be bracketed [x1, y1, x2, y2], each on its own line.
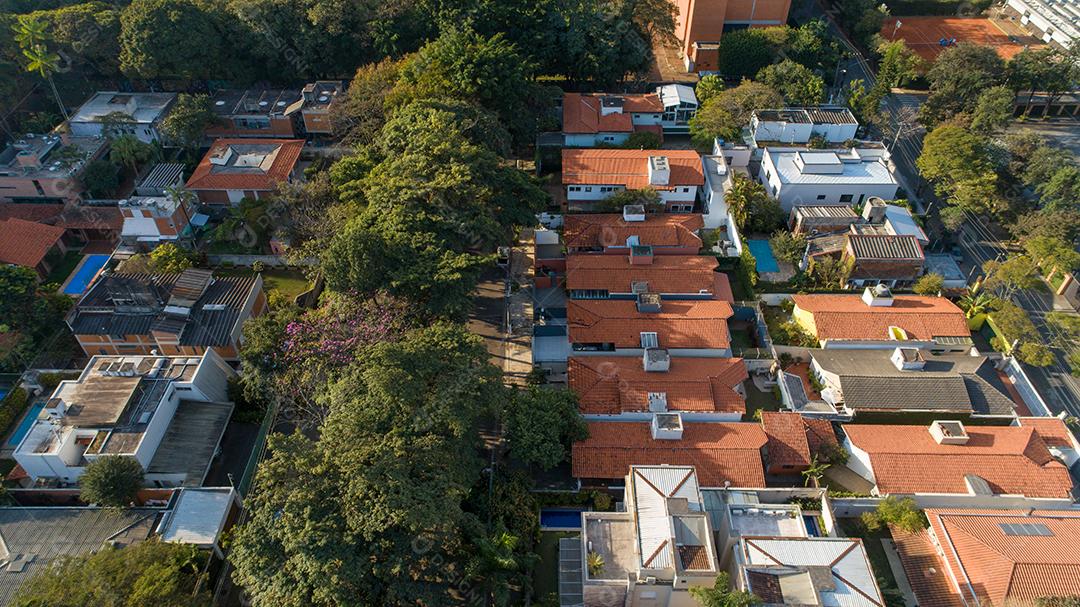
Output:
[63, 254, 110, 295]
[540, 508, 585, 529]
[746, 239, 780, 274]
[803, 515, 821, 537]
[7, 401, 45, 447]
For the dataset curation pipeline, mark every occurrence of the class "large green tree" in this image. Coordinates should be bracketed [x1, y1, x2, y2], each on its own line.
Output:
[160, 93, 217, 152]
[119, 0, 241, 80]
[689, 80, 783, 144]
[916, 124, 997, 214]
[78, 455, 144, 507]
[756, 59, 825, 106]
[504, 387, 587, 470]
[921, 43, 1006, 126]
[231, 323, 504, 607]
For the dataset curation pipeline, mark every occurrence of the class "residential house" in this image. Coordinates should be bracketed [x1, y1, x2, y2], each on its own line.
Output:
[0, 508, 157, 606]
[569, 351, 749, 420]
[794, 347, 1020, 418]
[0, 203, 123, 248]
[893, 508, 1080, 607]
[295, 81, 345, 135]
[791, 198, 928, 242]
[565, 254, 727, 300]
[749, 107, 859, 147]
[702, 139, 753, 238]
[577, 465, 722, 607]
[568, 297, 734, 357]
[841, 420, 1075, 501]
[672, 0, 793, 71]
[0, 132, 109, 204]
[759, 411, 838, 476]
[562, 92, 665, 147]
[573, 422, 768, 486]
[68, 92, 176, 143]
[836, 233, 926, 288]
[562, 149, 704, 212]
[758, 147, 899, 212]
[563, 211, 704, 255]
[1014, 415, 1080, 468]
[118, 195, 197, 250]
[789, 204, 861, 235]
[12, 351, 235, 487]
[207, 88, 302, 138]
[790, 287, 972, 350]
[561, 85, 699, 146]
[0, 218, 67, 277]
[732, 537, 885, 606]
[709, 488, 832, 564]
[185, 138, 304, 205]
[67, 268, 266, 361]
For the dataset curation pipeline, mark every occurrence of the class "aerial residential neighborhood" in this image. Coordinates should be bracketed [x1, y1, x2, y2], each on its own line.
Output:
[1, 0, 1079, 605]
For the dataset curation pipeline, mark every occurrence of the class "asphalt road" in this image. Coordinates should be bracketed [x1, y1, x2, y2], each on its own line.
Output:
[801, 0, 1080, 418]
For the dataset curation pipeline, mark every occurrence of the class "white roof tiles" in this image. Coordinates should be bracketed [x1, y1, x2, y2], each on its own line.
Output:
[768, 148, 898, 186]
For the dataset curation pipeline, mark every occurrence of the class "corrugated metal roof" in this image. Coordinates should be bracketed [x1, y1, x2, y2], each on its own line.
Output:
[847, 234, 924, 260]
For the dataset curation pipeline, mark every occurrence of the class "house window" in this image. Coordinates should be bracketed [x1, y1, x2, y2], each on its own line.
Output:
[569, 186, 581, 192]
[816, 194, 826, 200]
[765, 170, 772, 181]
[840, 194, 854, 203]
[585, 187, 592, 192]
[773, 185, 779, 196]
[640, 332, 659, 349]
[681, 187, 689, 193]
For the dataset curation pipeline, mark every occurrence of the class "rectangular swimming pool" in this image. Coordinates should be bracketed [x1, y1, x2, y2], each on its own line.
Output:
[63, 254, 110, 295]
[7, 401, 44, 447]
[540, 508, 584, 529]
[746, 239, 780, 274]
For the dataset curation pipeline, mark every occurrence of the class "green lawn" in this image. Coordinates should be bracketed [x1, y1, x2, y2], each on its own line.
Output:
[533, 531, 576, 603]
[215, 268, 312, 305]
[743, 383, 783, 421]
[45, 251, 84, 285]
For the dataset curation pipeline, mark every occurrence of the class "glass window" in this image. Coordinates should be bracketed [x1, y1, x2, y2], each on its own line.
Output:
[840, 194, 854, 203]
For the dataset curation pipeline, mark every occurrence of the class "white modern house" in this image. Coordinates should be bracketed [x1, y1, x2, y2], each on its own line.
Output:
[749, 107, 859, 146]
[1006, 0, 1078, 49]
[562, 149, 704, 211]
[758, 147, 900, 211]
[13, 351, 235, 488]
[68, 92, 177, 143]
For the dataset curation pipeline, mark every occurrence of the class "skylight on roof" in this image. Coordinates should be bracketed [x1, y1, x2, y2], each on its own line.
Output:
[999, 522, 1053, 536]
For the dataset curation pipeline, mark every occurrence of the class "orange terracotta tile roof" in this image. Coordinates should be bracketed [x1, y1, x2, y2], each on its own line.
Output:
[792, 294, 969, 341]
[569, 356, 748, 414]
[568, 299, 733, 349]
[842, 424, 1074, 498]
[186, 138, 304, 191]
[563, 213, 703, 250]
[0, 203, 123, 231]
[0, 218, 65, 268]
[924, 509, 1080, 606]
[761, 411, 811, 468]
[572, 421, 767, 486]
[1015, 416, 1076, 449]
[565, 254, 719, 294]
[562, 93, 663, 134]
[891, 526, 966, 607]
[562, 149, 704, 190]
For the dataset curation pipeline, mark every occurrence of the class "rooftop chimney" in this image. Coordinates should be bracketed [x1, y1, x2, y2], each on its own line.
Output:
[930, 420, 969, 445]
[862, 197, 887, 224]
[643, 348, 671, 372]
[861, 284, 894, 307]
[890, 347, 926, 371]
[636, 292, 662, 313]
[623, 204, 646, 222]
[651, 412, 683, 440]
[648, 156, 670, 186]
[629, 245, 654, 265]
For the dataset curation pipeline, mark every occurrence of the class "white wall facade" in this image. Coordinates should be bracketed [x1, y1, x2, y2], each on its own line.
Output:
[841, 436, 877, 487]
[758, 159, 900, 212]
[1007, 0, 1078, 47]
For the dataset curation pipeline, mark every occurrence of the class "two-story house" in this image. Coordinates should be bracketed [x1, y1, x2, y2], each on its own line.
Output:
[563, 150, 704, 212]
[68, 92, 176, 143]
[185, 138, 304, 205]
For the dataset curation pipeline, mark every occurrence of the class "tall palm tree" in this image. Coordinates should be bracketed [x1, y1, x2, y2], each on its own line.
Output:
[12, 16, 68, 120]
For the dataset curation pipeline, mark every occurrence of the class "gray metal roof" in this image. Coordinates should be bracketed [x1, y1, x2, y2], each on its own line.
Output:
[846, 234, 923, 260]
[68, 272, 259, 347]
[147, 400, 233, 486]
[813, 349, 1016, 415]
[0, 508, 157, 606]
[135, 163, 184, 195]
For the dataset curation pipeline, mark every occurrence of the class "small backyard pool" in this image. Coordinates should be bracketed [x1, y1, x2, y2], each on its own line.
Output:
[540, 508, 585, 530]
[63, 254, 110, 295]
[746, 239, 780, 274]
[7, 401, 44, 447]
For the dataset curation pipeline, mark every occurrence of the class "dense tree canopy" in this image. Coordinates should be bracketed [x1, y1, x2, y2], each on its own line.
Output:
[78, 455, 144, 507]
[690, 80, 783, 144]
[920, 43, 1006, 127]
[119, 0, 240, 80]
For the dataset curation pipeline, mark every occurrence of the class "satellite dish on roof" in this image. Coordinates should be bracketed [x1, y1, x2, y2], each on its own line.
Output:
[214, 100, 225, 106]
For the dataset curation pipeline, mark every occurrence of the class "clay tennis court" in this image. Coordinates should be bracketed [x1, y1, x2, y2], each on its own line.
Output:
[879, 16, 1044, 63]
